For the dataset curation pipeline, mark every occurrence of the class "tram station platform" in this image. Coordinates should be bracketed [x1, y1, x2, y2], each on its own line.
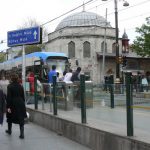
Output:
[26, 103, 150, 150]
[0, 120, 90, 150]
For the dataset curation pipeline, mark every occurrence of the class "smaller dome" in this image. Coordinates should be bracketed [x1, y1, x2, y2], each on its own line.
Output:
[55, 11, 111, 31]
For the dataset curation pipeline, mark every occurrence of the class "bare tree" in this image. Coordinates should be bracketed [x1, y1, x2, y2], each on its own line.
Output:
[16, 17, 48, 56]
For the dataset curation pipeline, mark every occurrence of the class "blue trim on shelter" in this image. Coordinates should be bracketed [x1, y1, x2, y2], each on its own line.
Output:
[25, 52, 68, 61]
[0, 52, 68, 67]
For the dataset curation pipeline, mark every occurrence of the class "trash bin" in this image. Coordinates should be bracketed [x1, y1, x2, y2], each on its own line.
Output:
[73, 81, 93, 108]
[85, 81, 93, 108]
[56, 81, 73, 110]
[64, 82, 74, 110]
[72, 81, 80, 107]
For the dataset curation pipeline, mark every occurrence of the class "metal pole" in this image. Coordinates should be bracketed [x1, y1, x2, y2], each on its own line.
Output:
[52, 75, 57, 115]
[80, 74, 86, 124]
[34, 75, 38, 109]
[109, 75, 114, 108]
[49, 83, 52, 112]
[114, 0, 120, 79]
[101, 8, 107, 82]
[22, 45, 26, 102]
[41, 85, 45, 110]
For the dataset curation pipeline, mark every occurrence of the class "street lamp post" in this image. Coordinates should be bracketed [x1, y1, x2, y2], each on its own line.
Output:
[114, 0, 119, 79]
[102, 0, 129, 80]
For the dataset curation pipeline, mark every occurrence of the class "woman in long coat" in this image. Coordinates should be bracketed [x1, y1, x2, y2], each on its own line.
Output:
[5, 73, 27, 139]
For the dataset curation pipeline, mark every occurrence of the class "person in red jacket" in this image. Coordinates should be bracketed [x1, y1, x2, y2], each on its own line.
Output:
[28, 72, 34, 95]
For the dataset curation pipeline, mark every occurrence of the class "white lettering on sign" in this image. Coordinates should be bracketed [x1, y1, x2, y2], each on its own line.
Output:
[24, 31, 32, 35]
[8, 39, 19, 44]
[19, 37, 28, 42]
[11, 32, 23, 37]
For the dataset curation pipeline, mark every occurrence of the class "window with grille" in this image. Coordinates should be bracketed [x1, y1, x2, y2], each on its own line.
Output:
[68, 41, 75, 58]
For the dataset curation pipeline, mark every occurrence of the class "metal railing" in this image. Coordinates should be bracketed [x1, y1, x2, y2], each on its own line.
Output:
[25, 73, 150, 137]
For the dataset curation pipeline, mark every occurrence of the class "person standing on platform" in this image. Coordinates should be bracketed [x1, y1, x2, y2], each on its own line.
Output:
[71, 67, 81, 82]
[48, 65, 57, 83]
[71, 67, 81, 101]
[103, 76, 109, 92]
[46, 65, 57, 103]
[5, 73, 27, 139]
[64, 69, 73, 82]
[28, 72, 35, 95]
[0, 76, 9, 96]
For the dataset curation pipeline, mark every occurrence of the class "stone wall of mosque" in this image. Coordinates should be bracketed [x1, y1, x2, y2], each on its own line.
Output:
[45, 26, 123, 83]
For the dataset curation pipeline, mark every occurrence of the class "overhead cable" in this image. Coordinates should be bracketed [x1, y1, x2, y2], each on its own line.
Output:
[41, 0, 95, 27]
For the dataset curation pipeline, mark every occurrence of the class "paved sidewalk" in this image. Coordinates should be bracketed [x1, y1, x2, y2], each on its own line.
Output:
[0, 121, 91, 150]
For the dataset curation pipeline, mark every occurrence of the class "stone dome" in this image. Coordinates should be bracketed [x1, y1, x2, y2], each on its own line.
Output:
[55, 11, 111, 31]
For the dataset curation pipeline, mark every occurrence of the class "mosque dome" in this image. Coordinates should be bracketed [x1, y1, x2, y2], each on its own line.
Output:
[55, 11, 111, 31]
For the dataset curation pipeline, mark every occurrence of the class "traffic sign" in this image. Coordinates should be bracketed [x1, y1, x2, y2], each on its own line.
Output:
[7, 26, 42, 47]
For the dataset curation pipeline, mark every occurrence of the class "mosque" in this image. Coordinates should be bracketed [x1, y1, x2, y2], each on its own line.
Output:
[6, 9, 150, 83]
[45, 9, 143, 83]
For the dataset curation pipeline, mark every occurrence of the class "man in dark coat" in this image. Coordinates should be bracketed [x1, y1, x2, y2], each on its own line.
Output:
[6, 73, 27, 139]
[0, 89, 5, 125]
[71, 67, 81, 101]
[71, 67, 81, 82]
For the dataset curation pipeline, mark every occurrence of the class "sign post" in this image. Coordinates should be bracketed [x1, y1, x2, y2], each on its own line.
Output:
[7, 26, 42, 102]
[22, 45, 26, 94]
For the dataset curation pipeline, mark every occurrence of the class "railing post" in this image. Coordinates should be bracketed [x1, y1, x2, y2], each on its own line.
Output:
[41, 84, 45, 110]
[34, 75, 38, 110]
[125, 72, 134, 136]
[109, 75, 114, 108]
[52, 75, 57, 115]
[80, 74, 86, 123]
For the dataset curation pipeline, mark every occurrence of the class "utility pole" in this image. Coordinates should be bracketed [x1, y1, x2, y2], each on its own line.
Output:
[101, 8, 107, 82]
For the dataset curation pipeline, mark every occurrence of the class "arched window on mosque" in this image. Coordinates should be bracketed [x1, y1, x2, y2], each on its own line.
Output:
[112, 43, 116, 53]
[101, 41, 107, 53]
[83, 41, 91, 58]
[68, 41, 75, 58]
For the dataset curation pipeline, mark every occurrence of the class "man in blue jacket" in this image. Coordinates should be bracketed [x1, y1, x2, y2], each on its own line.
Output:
[48, 65, 57, 83]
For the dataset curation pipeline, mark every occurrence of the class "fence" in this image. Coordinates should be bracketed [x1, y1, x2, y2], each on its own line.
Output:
[25, 73, 150, 138]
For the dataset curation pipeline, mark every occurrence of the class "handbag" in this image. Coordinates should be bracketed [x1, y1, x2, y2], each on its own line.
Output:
[24, 112, 30, 124]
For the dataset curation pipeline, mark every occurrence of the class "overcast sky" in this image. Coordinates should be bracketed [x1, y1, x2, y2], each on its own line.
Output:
[0, 0, 150, 51]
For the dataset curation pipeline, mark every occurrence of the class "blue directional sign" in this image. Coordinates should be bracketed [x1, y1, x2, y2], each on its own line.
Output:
[7, 26, 42, 47]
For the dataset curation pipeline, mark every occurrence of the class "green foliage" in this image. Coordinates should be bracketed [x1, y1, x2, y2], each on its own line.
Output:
[16, 17, 48, 57]
[0, 52, 5, 62]
[132, 17, 150, 57]
[17, 45, 41, 57]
